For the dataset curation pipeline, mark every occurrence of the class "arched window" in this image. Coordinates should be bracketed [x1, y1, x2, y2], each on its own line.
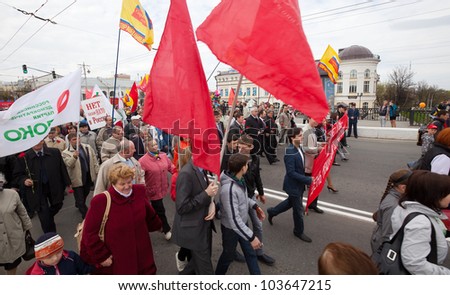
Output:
[338, 71, 343, 79]
[364, 69, 371, 79]
[350, 70, 357, 79]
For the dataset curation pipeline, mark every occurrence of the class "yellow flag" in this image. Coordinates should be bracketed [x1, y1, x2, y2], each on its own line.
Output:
[119, 0, 153, 50]
[318, 45, 341, 84]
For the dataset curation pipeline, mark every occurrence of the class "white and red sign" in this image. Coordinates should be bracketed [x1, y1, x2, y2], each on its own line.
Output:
[0, 69, 81, 157]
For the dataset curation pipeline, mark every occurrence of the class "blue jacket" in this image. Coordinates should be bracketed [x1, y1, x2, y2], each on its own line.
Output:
[283, 145, 312, 197]
[348, 108, 360, 122]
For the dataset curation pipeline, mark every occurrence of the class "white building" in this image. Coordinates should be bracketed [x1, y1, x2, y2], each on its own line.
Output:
[214, 69, 280, 107]
[335, 45, 381, 109]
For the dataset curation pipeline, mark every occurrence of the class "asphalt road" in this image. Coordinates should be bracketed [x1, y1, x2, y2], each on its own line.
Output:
[11, 136, 445, 275]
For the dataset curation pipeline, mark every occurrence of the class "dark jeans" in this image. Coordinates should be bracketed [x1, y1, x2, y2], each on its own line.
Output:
[38, 184, 63, 233]
[348, 121, 358, 137]
[73, 179, 92, 219]
[268, 194, 304, 236]
[215, 225, 261, 275]
[151, 199, 171, 234]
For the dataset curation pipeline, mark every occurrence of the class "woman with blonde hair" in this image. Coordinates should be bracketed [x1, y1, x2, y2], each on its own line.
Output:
[371, 169, 411, 253]
[80, 164, 162, 274]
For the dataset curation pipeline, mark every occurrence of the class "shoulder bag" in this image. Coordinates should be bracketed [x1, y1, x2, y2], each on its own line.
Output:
[372, 212, 437, 275]
[74, 191, 111, 251]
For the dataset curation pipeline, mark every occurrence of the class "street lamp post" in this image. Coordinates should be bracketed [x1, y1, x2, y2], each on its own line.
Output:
[358, 92, 363, 109]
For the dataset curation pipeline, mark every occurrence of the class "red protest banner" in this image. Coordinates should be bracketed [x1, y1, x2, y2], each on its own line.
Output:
[306, 113, 348, 211]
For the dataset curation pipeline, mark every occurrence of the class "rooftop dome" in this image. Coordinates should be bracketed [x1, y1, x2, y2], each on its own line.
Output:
[339, 45, 376, 60]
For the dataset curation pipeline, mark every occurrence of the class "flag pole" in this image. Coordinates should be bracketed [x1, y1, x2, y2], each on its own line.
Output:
[111, 28, 122, 124]
[215, 74, 243, 182]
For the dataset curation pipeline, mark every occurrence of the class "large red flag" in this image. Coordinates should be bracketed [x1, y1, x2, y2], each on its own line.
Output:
[196, 0, 329, 122]
[143, 0, 220, 176]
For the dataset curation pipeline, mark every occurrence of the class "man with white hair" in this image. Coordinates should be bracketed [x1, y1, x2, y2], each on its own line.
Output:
[125, 115, 142, 140]
[94, 139, 144, 195]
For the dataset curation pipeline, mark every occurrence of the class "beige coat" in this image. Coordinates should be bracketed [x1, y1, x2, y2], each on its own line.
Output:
[62, 143, 99, 188]
[44, 137, 66, 153]
[94, 154, 144, 196]
[0, 189, 32, 264]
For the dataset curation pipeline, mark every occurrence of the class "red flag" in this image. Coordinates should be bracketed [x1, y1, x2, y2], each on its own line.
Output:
[227, 88, 235, 106]
[196, 0, 329, 122]
[137, 74, 149, 92]
[85, 88, 93, 99]
[143, 0, 220, 176]
[306, 114, 348, 211]
[124, 82, 139, 113]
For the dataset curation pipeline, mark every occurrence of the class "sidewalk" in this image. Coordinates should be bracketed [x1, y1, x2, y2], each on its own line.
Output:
[294, 118, 418, 140]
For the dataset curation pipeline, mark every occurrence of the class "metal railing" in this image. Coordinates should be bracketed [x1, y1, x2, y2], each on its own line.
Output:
[359, 108, 433, 126]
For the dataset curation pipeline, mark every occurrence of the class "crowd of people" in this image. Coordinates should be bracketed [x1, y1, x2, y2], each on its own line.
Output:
[0, 99, 449, 275]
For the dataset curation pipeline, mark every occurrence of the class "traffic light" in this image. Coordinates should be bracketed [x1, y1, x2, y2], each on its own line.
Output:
[52, 71, 56, 79]
[22, 64, 28, 74]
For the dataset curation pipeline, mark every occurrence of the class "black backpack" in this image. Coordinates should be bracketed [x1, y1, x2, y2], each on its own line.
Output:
[372, 212, 437, 275]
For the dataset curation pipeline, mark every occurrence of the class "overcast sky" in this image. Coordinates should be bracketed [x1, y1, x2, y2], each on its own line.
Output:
[1, 0, 450, 91]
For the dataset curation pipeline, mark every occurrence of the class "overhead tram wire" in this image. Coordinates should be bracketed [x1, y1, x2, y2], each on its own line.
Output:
[303, 1, 421, 25]
[1, 0, 77, 63]
[0, 0, 49, 51]
[302, 0, 394, 22]
[307, 7, 450, 37]
[302, 0, 372, 18]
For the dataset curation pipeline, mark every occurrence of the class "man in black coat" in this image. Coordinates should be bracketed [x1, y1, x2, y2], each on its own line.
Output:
[13, 140, 71, 233]
[245, 107, 265, 155]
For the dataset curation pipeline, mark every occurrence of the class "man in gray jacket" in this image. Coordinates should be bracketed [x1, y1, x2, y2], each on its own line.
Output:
[216, 153, 264, 275]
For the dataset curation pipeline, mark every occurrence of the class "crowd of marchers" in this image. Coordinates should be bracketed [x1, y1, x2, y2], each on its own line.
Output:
[0, 100, 449, 275]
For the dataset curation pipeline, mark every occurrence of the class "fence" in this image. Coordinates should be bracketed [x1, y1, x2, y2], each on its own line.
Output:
[359, 108, 433, 126]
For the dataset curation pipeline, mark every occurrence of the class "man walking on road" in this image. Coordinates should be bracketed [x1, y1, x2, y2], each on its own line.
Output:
[267, 128, 313, 243]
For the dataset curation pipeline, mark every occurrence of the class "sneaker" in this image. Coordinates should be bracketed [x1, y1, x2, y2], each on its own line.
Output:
[175, 252, 188, 272]
[164, 231, 172, 241]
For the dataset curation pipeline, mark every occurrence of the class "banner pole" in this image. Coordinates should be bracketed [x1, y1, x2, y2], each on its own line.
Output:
[215, 74, 243, 183]
[111, 29, 122, 124]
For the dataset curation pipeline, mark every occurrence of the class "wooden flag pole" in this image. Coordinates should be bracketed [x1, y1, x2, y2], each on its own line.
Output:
[215, 74, 244, 183]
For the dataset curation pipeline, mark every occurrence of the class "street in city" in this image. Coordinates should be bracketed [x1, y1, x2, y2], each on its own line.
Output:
[10, 135, 446, 275]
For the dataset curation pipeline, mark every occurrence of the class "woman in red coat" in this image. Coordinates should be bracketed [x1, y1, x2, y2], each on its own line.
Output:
[139, 139, 175, 241]
[80, 164, 162, 275]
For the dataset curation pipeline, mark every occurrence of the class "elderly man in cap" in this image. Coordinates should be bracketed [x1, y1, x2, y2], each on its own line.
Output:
[125, 115, 142, 140]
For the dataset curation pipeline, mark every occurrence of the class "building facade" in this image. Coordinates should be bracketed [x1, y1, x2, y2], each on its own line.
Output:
[334, 45, 381, 109]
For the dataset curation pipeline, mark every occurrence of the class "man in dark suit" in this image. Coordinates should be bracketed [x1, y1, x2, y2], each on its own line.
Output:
[245, 107, 265, 155]
[172, 160, 218, 274]
[267, 128, 313, 243]
[132, 126, 149, 160]
[13, 140, 71, 233]
[214, 110, 225, 146]
[347, 103, 360, 138]
[230, 112, 245, 136]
